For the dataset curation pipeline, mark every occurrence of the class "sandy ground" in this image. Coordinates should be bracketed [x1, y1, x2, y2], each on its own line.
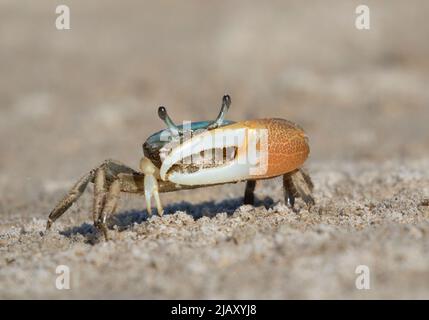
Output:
[0, 1, 429, 299]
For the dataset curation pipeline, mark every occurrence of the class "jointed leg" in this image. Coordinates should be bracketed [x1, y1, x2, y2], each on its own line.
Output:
[283, 168, 315, 208]
[244, 180, 257, 205]
[97, 179, 120, 240]
[93, 168, 106, 225]
[46, 159, 138, 234]
[283, 173, 296, 208]
[46, 170, 95, 230]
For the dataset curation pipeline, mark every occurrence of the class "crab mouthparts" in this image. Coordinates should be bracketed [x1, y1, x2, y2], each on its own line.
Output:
[159, 128, 268, 186]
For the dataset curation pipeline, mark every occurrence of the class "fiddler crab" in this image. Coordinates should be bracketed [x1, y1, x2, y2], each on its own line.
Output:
[46, 95, 314, 240]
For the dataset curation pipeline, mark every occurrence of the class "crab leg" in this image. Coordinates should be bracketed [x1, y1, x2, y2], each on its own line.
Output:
[244, 180, 257, 205]
[46, 159, 138, 233]
[283, 168, 315, 208]
[46, 170, 95, 230]
[93, 168, 106, 224]
[97, 179, 121, 240]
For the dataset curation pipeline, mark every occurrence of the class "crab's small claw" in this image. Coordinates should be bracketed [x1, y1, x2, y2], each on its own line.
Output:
[144, 174, 163, 216]
[140, 157, 164, 215]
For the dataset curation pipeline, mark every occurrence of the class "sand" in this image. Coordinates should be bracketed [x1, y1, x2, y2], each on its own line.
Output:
[0, 1, 428, 299]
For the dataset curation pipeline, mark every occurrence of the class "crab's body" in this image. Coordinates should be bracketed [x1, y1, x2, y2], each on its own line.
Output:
[47, 95, 314, 240]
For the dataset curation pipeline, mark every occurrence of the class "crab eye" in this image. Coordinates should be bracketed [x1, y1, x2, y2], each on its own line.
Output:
[158, 106, 167, 120]
[158, 105, 180, 136]
[207, 94, 232, 130]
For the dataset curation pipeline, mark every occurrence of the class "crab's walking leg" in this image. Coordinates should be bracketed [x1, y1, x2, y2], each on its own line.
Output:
[46, 159, 138, 232]
[244, 180, 257, 205]
[46, 170, 95, 230]
[283, 174, 295, 208]
[97, 179, 121, 240]
[283, 168, 315, 208]
[93, 168, 106, 225]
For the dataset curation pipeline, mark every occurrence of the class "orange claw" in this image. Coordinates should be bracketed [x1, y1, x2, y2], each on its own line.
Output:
[159, 118, 310, 185]
[240, 118, 310, 179]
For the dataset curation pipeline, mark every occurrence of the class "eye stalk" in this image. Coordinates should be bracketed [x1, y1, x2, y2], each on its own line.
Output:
[158, 106, 180, 136]
[207, 94, 231, 130]
[157, 94, 232, 135]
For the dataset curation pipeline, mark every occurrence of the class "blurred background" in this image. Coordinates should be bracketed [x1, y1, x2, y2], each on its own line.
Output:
[1, 0, 429, 299]
[1, 0, 428, 199]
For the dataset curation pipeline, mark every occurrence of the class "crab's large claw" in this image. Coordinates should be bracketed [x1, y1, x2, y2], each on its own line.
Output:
[159, 119, 310, 186]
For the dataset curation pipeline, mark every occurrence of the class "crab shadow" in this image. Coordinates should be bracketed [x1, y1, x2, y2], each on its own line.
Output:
[60, 196, 275, 240]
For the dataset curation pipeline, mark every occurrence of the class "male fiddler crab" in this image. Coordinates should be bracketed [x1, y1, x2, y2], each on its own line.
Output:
[46, 95, 314, 240]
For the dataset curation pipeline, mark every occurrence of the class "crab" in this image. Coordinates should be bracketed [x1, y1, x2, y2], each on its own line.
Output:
[46, 95, 314, 240]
